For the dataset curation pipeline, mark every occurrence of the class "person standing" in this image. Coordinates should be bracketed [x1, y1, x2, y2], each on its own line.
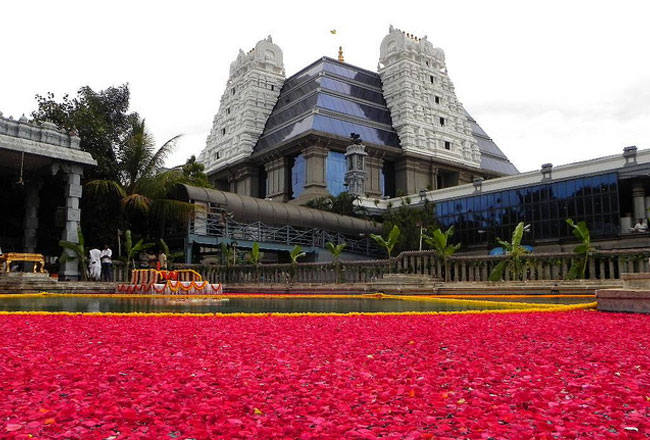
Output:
[89, 247, 102, 281]
[158, 249, 168, 270]
[100, 244, 113, 281]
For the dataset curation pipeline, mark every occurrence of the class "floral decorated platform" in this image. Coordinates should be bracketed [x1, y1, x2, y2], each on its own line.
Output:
[1, 311, 649, 439]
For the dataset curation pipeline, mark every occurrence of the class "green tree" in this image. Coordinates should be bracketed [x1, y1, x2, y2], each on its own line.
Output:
[304, 192, 365, 218]
[123, 230, 153, 274]
[489, 222, 530, 282]
[177, 155, 212, 188]
[32, 85, 133, 246]
[58, 227, 88, 281]
[565, 219, 596, 279]
[32, 85, 132, 180]
[422, 226, 461, 281]
[370, 225, 401, 259]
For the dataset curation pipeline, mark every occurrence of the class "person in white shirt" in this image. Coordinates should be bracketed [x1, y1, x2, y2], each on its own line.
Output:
[634, 219, 648, 232]
[100, 244, 113, 281]
[88, 248, 102, 280]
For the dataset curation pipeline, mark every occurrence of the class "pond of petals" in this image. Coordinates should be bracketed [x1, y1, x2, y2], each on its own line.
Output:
[1, 311, 649, 439]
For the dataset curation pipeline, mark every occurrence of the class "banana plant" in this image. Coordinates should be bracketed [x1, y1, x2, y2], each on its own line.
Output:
[325, 242, 346, 262]
[220, 242, 236, 266]
[566, 219, 596, 279]
[288, 245, 306, 283]
[58, 227, 88, 281]
[422, 226, 461, 282]
[159, 238, 184, 264]
[247, 242, 262, 265]
[370, 225, 400, 259]
[247, 242, 263, 283]
[289, 245, 306, 264]
[489, 222, 530, 282]
[124, 230, 153, 274]
[325, 242, 347, 283]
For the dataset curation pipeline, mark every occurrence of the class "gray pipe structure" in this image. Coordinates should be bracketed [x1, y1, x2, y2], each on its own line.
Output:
[175, 184, 381, 235]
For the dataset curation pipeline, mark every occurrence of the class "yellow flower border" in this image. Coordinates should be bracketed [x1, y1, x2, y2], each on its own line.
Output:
[0, 291, 597, 317]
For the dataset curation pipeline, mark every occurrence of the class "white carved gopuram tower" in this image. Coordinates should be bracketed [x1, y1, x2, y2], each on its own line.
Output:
[378, 26, 481, 169]
[199, 36, 285, 174]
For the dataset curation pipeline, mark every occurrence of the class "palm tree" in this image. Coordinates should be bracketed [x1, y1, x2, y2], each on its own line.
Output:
[422, 226, 461, 281]
[58, 227, 88, 281]
[489, 222, 530, 282]
[566, 219, 596, 279]
[370, 225, 400, 259]
[326, 242, 346, 283]
[86, 115, 195, 227]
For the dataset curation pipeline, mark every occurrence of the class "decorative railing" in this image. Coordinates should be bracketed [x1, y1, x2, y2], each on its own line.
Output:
[162, 248, 650, 285]
[190, 211, 380, 257]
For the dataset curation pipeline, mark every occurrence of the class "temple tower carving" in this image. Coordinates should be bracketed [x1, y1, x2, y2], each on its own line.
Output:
[199, 36, 285, 174]
[378, 25, 481, 168]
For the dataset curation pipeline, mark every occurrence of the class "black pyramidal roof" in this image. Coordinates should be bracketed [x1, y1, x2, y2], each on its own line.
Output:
[255, 57, 518, 176]
[255, 57, 400, 152]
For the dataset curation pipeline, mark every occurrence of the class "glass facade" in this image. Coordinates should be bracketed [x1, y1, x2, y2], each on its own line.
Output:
[435, 173, 620, 246]
[327, 151, 346, 196]
[291, 154, 306, 199]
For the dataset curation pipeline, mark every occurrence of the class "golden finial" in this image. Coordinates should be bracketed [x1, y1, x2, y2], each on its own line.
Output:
[338, 46, 344, 63]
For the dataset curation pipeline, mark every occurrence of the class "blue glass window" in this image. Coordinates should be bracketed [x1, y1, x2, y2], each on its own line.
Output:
[429, 173, 620, 246]
[291, 154, 306, 199]
[326, 151, 346, 196]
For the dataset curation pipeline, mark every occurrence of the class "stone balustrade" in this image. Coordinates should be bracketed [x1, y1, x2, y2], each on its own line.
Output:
[152, 248, 650, 285]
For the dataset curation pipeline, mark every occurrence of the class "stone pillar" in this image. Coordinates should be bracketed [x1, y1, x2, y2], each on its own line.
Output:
[23, 180, 43, 253]
[415, 162, 432, 193]
[430, 166, 439, 190]
[458, 171, 474, 185]
[632, 182, 646, 222]
[60, 165, 83, 280]
[395, 157, 418, 195]
[234, 165, 259, 197]
[265, 157, 289, 202]
[294, 145, 329, 203]
[365, 156, 383, 198]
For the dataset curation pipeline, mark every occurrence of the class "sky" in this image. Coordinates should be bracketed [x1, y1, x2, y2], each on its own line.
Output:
[1, 0, 649, 173]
